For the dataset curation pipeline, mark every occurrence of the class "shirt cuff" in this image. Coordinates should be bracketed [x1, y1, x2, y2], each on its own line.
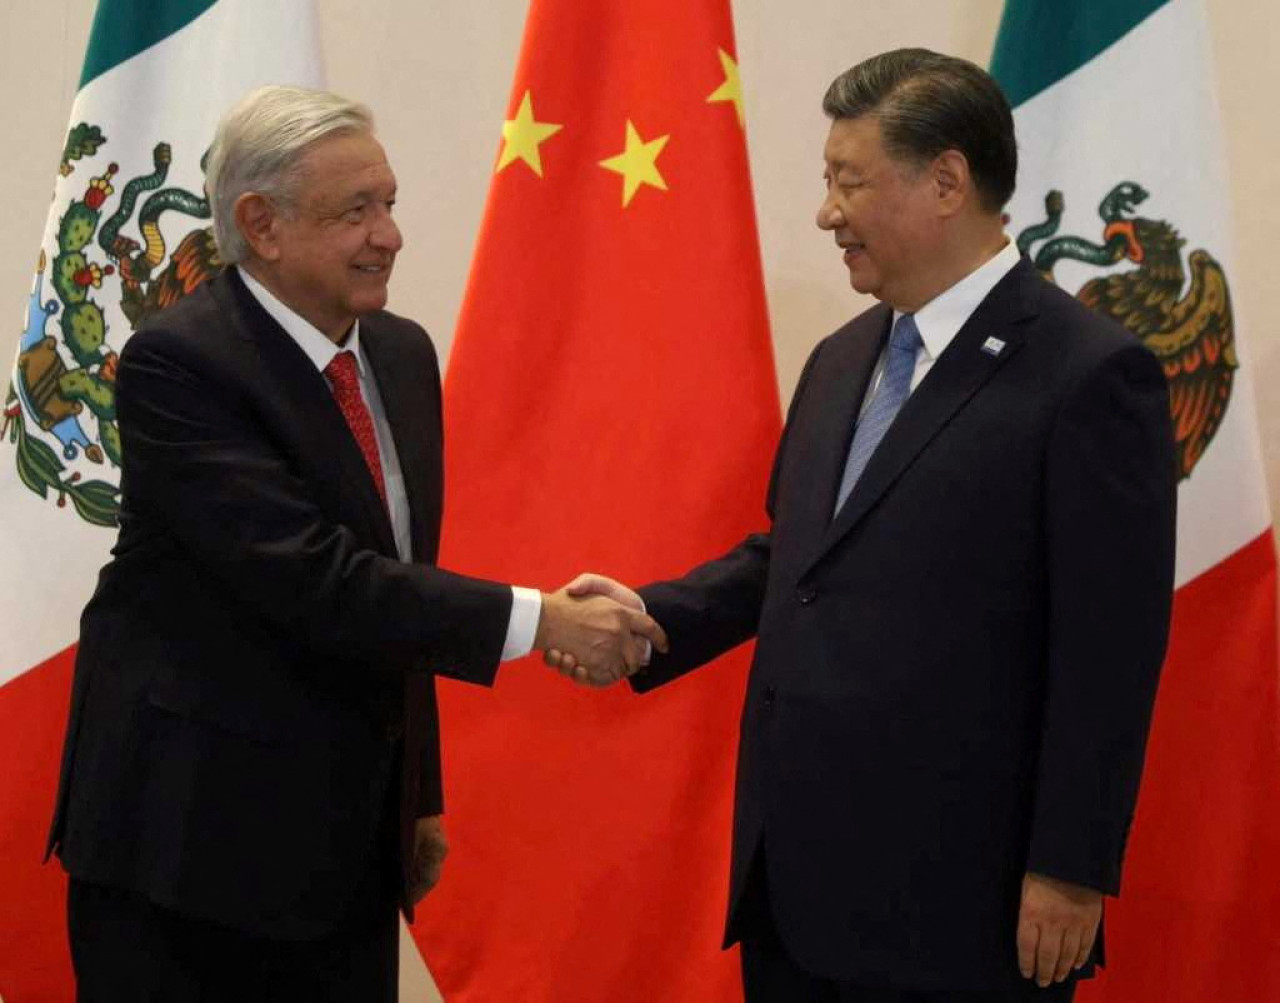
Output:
[501, 586, 542, 661]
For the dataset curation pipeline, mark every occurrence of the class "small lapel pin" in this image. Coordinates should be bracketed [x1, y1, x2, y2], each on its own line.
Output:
[981, 336, 1006, 357]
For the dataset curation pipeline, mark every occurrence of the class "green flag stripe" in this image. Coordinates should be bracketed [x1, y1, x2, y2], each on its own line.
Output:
[991, 0, 1170, 108]
[80, 0, 219, 89]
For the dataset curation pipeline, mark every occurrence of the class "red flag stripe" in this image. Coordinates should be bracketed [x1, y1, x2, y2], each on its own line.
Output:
[1082, 529, 1280, 1001]
[0, 646, 76, 1003]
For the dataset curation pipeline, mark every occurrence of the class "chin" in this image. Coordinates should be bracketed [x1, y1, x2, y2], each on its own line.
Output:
[350, 292, 389, 316]
[847, 273, 878, 297]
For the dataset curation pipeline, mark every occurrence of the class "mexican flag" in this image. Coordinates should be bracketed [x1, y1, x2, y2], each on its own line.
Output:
[411, 0, 779, 999]
[993, 1, 1280, 999]
[0, 1, 323, 998]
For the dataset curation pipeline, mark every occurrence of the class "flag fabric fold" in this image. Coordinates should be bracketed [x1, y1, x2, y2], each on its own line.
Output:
[411, 0, 779, 999]
[0, 3, 323, 998]
[994, 1, 1280, 999]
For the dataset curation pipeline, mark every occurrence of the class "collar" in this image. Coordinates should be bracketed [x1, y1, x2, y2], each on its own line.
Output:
[236, 265, 365, 377]
[897, 237, 1020, 361]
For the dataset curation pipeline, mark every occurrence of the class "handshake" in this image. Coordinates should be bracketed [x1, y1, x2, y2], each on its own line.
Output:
[533, 574, 664, 687]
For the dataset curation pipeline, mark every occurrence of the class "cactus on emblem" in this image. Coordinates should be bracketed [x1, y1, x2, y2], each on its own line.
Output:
[4, 125, 223, 527]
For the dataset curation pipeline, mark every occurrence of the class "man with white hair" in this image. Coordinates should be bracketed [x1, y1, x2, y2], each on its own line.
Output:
[46, 85, 664, 1000]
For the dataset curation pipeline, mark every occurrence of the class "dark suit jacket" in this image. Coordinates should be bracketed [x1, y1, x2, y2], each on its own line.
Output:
[47, 268, 513, 939]
[633, 258, 1177, 991]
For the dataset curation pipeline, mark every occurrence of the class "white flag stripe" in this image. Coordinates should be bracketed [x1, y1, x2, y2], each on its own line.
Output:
[1006, 0, 1271, 589]
[1, 0, 323, 682]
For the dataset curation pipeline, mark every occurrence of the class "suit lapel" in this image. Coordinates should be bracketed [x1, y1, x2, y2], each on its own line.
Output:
[213, 270, 398, 556]
[807, 259, 1041, 572]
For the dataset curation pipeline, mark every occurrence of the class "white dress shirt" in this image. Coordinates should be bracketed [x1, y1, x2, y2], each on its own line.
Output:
[858, 238, 1021, 418]
[237, 266, 540, 661]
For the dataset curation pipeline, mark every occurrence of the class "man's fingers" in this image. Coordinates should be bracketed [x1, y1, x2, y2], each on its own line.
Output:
[625, 634, 649, 674]
[581, 660, 622, 687]
[565, 573, 645, 611]
[410, 820, 448, 904]
[414, 860, 443, 903]
[1075, 929, 1096, 970]
[1016, 919, 1039, 980]
[565, 573, 603, 597]
[627, 610, 669, 653]
[620, 626, 646, 674]
[544, 649, 585, 681]
[1055, 929, 1081, 983]
[1018, 872, 1103, 983]
[1036, 926, 1063, 988]
[566, 573, 631, 605]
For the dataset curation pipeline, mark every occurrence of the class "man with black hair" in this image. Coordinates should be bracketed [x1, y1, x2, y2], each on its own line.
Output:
[557, 49, 1176, 1002]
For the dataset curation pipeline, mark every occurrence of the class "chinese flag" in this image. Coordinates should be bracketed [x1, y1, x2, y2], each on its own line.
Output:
[411, 0, 779, 999]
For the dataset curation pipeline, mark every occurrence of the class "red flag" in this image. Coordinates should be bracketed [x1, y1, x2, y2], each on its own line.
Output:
[411, 0, 779, 998]
[1099, 530, 1280, 1000]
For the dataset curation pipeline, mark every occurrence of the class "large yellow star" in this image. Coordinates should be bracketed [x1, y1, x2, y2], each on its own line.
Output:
[496, 91, 563, 176]
[599, 120, 670, 208]
[707, 48, 744, 127]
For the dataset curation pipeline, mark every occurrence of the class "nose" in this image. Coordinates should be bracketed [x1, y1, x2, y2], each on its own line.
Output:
[816, 193, 843, 231]
[370, 208, 403, 253]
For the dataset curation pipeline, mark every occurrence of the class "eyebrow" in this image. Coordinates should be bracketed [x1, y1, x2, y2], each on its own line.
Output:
[343, 185, 398, 205]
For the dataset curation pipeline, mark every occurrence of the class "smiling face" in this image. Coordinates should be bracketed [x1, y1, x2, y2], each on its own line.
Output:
[816, 115, 942, 312]
[261, 129, 402, 341]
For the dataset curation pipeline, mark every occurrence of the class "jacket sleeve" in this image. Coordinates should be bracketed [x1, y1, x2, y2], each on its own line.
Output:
[115, 324, 512, 683]
[631, 338, 828, 692]
[1026, 342, 1177, 894]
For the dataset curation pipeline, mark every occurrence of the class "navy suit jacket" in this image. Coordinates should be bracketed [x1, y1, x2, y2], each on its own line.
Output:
[633, 258, 1177, 990]
[48, 268, 512, 939]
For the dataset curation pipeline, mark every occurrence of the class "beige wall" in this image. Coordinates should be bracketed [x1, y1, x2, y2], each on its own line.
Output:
[2, 2, 1276, 998]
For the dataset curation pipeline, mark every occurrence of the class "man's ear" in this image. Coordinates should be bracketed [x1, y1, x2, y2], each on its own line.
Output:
[233, 193, 281, 261]
[932, 149, 971, 218]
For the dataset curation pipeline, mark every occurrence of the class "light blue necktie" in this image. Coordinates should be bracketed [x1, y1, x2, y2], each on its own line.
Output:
[833, 313, 923, 516]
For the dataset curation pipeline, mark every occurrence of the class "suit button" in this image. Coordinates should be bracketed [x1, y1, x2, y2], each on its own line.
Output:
[762, 686, 776, 708]
[797, 585, 817, 605]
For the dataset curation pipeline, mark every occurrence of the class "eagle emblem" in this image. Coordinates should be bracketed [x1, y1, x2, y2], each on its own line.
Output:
[1017, 182, 1235, 480]
[3, 124, 223, 526]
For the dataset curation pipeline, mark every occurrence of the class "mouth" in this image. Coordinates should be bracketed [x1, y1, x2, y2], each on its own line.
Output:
[839, 242, 866, 264]
[353, 263, 390, 275]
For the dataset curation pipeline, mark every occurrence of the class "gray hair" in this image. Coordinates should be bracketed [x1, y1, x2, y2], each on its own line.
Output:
[823, 49, 1017, 212]
[206, 85, 375, 263]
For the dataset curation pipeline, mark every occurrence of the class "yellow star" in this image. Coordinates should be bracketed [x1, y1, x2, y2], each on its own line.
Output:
[599, 120, 670, 208]
[496, 91, 563, 177]
[707, 48, 744, 127]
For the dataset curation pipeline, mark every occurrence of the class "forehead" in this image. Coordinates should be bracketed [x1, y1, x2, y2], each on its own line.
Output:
[295, 130, 396, 201]
[823, 115, 887, 168]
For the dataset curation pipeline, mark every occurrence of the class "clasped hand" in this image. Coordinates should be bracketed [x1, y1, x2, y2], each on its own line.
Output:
[535, 574, 665, 686]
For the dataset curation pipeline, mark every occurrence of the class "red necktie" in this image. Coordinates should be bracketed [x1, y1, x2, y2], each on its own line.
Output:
[324, 351, 388, 508]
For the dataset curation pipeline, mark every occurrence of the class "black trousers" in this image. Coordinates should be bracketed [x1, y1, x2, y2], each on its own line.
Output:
[68, 878, 399, 1003]
[67, 756, 403, 1002]
[736, 853, 1078, 1003]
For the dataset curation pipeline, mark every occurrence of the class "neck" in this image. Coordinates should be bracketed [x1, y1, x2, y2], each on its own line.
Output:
[892, 220, 1008, 313]
[239, 260, 353, 344]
